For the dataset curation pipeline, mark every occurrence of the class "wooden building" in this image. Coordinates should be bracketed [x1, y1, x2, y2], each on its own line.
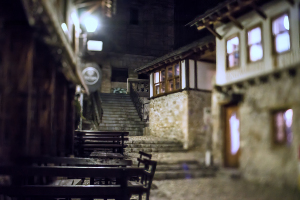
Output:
[135, 36, 216, 150]
[0, 0, 88, 163]
[189, 0, 300, 189]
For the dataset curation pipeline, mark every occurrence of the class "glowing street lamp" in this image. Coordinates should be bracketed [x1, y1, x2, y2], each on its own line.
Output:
[83, 16, 99, 33]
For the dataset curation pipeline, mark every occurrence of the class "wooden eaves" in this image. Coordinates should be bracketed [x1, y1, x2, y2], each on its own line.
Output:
[135, 35, 216, 74]
[187, 0, 292, 40]
[21, 0, 90, 94]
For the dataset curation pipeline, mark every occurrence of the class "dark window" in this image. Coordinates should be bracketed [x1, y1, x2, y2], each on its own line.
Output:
[130, 8, 139, 25]
[138, 73, 149, 79]
[111, 68, 128, 82]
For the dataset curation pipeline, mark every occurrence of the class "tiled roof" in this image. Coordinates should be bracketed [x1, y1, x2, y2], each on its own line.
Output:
[135, 35, 215, 73]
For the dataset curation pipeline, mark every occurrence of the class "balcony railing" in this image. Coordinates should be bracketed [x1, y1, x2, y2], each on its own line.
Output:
[127, 79, 150, 121]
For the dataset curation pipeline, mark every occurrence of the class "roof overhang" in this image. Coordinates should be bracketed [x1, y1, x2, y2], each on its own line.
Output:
[187, 0, 294, 40]
[135, 36, 215, 74]
[21, 0, 90, 94]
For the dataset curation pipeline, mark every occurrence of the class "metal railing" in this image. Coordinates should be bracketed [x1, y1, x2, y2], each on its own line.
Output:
[91, 91, 103, 126]
[127, 79, 150, 121]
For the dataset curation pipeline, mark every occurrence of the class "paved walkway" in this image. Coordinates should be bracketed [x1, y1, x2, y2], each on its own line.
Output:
[149, 176, 300, 200]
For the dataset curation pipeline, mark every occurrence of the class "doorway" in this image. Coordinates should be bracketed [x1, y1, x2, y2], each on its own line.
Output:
[224, 105, 240, 168]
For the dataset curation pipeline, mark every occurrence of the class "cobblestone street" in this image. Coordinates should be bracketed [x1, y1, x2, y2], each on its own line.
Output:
[149, 176, 300, 200]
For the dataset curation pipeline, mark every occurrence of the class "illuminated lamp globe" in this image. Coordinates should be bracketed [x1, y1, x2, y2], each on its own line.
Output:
[84, 16, 99, 33]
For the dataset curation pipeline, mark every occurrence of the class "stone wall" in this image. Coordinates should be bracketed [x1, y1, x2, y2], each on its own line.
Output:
[96, 53, 155, 93]
[212, 71, 300, 188]
[188, 90, 212, 151]
[149, 91, 189, 148]
[148, 90, 212, 150]
[103, 0, 175, 57]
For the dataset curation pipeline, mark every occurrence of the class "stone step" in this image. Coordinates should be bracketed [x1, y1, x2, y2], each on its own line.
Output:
[102, 106, 136, 110]
[101, 100, 133, 103]
[101, 120, 145, 125]
[102, 110, 138, 114]
[124, 147, 185, 153]
[156, 163, 201, 171]
[127, 131, 143, 136]
[102, 117, 141, 122]
[126, 138, 182, 144]
[102, 104, 135, 108]
[98, 126, 143, 131]
[154, 169, 216, 180]
[126, 143, 183, 148]
[102, 113, 140, 117]
[100, 96, 131, 99]
[99, 123, 145, 128]
[102, 101, 134, 104]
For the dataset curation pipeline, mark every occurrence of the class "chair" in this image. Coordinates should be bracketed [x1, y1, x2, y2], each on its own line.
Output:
[128, 159, 157, 200]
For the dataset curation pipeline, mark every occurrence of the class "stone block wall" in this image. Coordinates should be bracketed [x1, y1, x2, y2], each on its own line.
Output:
[149, 91, 188, 148]
[212, 72, 300, 188]
[148, 90, 212, 150]
[103, 0, 175, 57]
[188, 90, 212, 151]
[94, 53, 155, 93]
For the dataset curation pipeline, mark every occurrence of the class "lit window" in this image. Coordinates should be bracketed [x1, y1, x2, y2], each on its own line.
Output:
[248, 27, 263, 62]
[273, 109, 293, 145]
[229, 112, 240, 155]
[226, 36, 239, 68]
[153, 63, 180, 97]
[87, 40, 103, 51]
[272, 14, 290, 53]
[154, 70, 165, 95]
[167, 63, 180, 92]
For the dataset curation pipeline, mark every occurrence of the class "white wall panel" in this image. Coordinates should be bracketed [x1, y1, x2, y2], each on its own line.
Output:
[181, 60, 186, 89]
[189, 59, 195, 88]
[150, 73, 153, 97]
[197, 61, 216, 90]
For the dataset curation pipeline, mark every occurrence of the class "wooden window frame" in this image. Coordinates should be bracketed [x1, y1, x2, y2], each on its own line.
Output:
[246, 23, 264, 63]
[153, 70, 165, 96]
[271, 11, 291, 55]
[226, 34, 240, 70]
[153, 62, 181, 97]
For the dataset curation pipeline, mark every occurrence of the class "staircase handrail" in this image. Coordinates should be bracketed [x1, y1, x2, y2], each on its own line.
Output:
[91, 91, 103, 126]
[127, 78, 149, 121]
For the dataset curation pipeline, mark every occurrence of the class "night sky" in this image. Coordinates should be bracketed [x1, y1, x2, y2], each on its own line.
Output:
[174, 0, 222, 49]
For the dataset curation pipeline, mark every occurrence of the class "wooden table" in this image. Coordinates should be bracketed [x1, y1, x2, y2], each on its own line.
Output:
[19, 156, 132, 167]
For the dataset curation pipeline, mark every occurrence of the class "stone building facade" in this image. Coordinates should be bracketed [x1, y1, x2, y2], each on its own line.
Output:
[136, 36, 216, 150]
[189, 0, 300, 189]
[83, 0, 175, 93]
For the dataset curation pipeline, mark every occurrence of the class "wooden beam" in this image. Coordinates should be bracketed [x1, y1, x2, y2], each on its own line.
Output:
[250, 2, 267, 19]
[204, 24, 222, 40]
[227, 14, 244, 29]
[79, 1, 102, 21]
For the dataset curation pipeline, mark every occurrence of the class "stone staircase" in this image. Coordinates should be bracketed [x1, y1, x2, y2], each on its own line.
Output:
[96, 93, 218, 180]
[154, 160, 217, 180]
[126, 137, 218, 180]
[125, 136, 184, 153]
[99, 93, 145, 136]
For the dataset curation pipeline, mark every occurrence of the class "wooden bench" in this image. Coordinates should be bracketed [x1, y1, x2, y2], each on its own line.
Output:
[74, 130, 129, 157]
[0, 161, 157, 200]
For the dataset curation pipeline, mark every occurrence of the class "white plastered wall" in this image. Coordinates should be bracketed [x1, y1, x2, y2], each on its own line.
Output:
[215, 0, 300, 86]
